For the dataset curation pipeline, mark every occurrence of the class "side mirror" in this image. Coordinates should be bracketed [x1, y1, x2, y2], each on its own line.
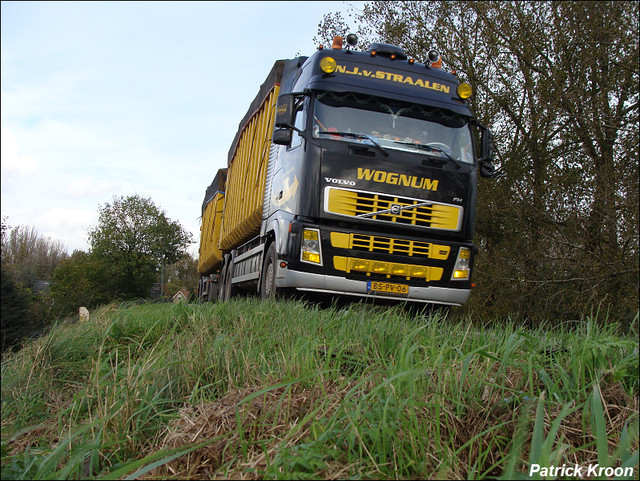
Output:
[480, 161, 496, 178]
[272, 128, 293, 146]
[275, 93, 295, 128]
[478, 127, 497, 178]
[480, 128, 494, 162]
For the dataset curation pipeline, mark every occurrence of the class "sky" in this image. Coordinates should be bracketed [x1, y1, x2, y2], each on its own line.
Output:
[1, 1, 362, 257]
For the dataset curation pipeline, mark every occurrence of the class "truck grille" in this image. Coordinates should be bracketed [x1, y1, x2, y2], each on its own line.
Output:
[330, 232, 450, 260]
[325, 187, 462, 231]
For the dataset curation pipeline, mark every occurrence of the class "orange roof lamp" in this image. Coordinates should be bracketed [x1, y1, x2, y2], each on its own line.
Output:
[331, 34, 358, 51]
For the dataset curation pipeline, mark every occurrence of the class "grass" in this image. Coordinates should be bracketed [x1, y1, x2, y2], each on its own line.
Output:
[1, 298, 638, 479]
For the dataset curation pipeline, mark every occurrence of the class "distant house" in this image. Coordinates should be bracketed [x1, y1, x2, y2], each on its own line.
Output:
[172, 289, 190, 303]
[33, 280, 50, 295]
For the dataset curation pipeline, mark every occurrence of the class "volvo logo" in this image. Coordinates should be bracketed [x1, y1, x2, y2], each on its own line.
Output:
[324, 177, 356, 186]
[390, 204, 402, 215]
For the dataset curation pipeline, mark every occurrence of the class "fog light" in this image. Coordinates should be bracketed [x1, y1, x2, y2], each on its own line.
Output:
[302, 252, 320, 263]
[350, 259, 371, 272]
[453, 269, 469, 279]
[410, 266, 428, 279]
[391, 264, 409, 276]
[372, 261, 390, 274]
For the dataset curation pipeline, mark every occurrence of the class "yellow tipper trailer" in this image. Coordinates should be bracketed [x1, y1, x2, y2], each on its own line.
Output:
[197, 60, 291, 301]
[219, 63, 283, 251]
[198, 169, 226, 276]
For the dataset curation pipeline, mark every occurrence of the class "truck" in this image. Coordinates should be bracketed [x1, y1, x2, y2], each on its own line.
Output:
[197, 35, 495, 305]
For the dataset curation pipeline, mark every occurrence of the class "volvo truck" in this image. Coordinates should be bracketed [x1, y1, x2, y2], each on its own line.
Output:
[197, 35, 495, 305]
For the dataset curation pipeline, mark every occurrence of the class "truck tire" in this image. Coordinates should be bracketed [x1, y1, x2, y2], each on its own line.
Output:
[219, 258, 237, 301]
[218, 263, 227, 301]
[207, 276, 219, 302]
[260, 243, 281, 300]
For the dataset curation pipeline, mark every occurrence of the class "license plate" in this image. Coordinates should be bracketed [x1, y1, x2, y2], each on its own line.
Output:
[367, 280, 409, 296]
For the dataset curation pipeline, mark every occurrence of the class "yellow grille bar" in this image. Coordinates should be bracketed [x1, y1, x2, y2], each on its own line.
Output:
[330, 232, 450, 260]
[326, 187, 462, 231]
[334, 256, 443, 282]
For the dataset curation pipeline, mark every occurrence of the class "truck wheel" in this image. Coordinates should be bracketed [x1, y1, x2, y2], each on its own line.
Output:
[207, 276, 219, 302]
[217, 264, 227, 301]
[260, 243, 280, 300]
[219, 258, 236, 301]
[261, 243, 293, 300]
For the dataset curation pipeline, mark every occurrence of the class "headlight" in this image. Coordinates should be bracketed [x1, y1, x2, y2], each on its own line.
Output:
[301, 228, 323, 265]
[451, 247, 471, 280]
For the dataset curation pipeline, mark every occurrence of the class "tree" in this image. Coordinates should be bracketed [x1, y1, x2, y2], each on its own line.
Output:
[87, 195, 193, 300]
[163, 254, 199, 298]
[50, 250, 113, 318]
[1, 266, 30, 351]
[313, 11, 355, 48]
[1, 216, 8, 241]
[1, 219, 69, 346]
[1, 224, 68, 288]
[317, 1, 639, 323]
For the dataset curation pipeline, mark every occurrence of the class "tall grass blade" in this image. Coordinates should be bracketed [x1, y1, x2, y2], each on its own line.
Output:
[99, 437, 224, 480]
[528, 391, 547, 469]
[34, 418, 104, 479]
[591, 382, 610, 467]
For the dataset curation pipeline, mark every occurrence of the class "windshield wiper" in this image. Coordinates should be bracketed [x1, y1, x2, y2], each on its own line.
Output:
[393, 141, 463, 169]
[319, 131, 389, 157]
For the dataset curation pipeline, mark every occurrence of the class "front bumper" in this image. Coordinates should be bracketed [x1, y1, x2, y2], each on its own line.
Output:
[278, 267, 470, 306]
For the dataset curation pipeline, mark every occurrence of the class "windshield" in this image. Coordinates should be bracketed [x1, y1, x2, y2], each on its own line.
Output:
[312, 91, 474, 164]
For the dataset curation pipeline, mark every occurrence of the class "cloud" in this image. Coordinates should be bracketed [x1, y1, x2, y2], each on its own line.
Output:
[39, 206, 94, 229]
[66, 176, 119, 198]
[1, 1, 357, 257]
[37, 207, 96, 252]
[0, 127, 37, 175]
